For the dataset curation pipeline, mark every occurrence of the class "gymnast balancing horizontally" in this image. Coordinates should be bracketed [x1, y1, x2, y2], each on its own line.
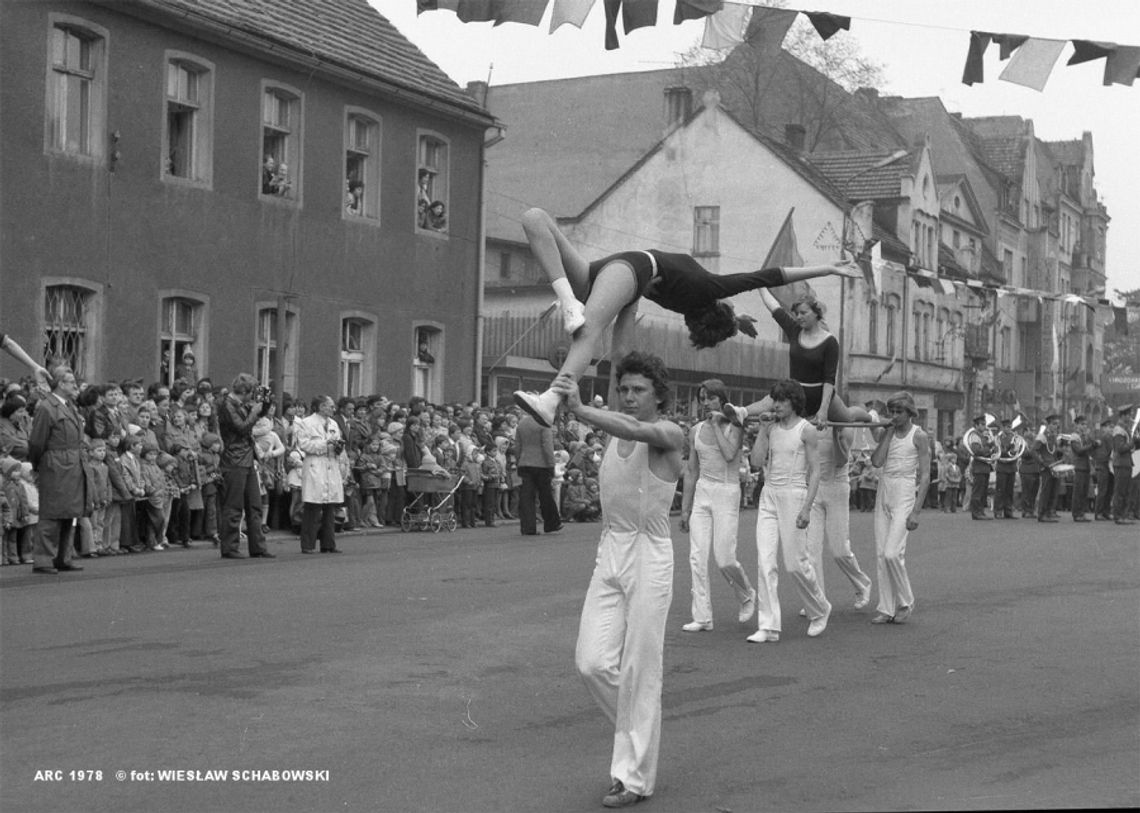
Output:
[512, 207, 860, 427]
[723, 287, 878, 428]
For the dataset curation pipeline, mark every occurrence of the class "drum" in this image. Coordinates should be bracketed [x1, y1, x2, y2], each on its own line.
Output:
[1049, 463, 1075, 476]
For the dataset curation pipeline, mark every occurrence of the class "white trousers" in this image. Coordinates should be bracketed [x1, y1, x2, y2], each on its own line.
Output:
[576, 528, 673, 797]
[873, 475, 916, 617]
[807, 479, 872, 598]
[688, 479, 753, 623]
[754, 485, 831, 632]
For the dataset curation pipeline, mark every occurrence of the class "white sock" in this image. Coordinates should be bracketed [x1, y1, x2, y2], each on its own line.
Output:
[551, 277, 578, 307]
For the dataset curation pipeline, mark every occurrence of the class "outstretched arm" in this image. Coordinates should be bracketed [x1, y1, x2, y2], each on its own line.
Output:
[1, 334, 50, 389]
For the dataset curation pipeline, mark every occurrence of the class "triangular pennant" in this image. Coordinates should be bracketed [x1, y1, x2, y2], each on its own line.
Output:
[744, 6, 798, 55]
[962, 31, 993, 85]
[1104, 45, 1140, 86]
[674, 0, 721, 25]
[622, 0, 657, 34]
[998, 37, 1066, 91]
[494, 0, 548, 26]
[701, 2, 750, 50]
[992, 33, 1028, 60]
[549, 0, 594, 32]
[1068, 39, 1116, 66]
[804, 11, 850, 41]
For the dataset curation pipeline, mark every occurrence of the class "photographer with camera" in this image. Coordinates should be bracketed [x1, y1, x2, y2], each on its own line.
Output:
[216, 373, 276, 559]
[293, 394, 346, 554]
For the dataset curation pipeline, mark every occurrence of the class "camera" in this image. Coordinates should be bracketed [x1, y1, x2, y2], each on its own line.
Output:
[253, 384, 273, 404]
[330, 437, 346, 456]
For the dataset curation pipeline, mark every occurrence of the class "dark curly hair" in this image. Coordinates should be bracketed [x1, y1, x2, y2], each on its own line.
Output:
[769, 379, 806, 416]
[614, 351, 672, 411]
[684, 302, 738, 349]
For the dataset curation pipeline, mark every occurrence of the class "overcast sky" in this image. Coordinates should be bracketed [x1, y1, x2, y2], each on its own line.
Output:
[372, 0, 1140, 297]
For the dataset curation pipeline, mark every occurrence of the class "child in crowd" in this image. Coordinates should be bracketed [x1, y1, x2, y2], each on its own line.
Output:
[458, 447, 484, 529]
[2, 458, 33, 565]
[197, 433, 223, 545]
[552, 449, 569, 516]
[355, 435, 386, 528]
[561, 467, 600, 523]
[481, 440, 505, 526]
[157, 452, 183, 547]
[378, 430, 400, 527]
[161, 451, 192, 548]
[942, 453, 962, 513]
[285, 449, 304, 534]
[137, 443, 168, 550]
[102, 433, 127, 555]
[502, 437, 519, 520]
[252, 417, 284, 534]
[77, 439, 112, 556]
[115, 435, 145, 552]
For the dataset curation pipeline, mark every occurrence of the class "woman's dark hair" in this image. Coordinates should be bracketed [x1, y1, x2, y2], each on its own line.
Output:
[684, 302, 738, 349]
[76, 384, 105, 409]
[1, 394, 27, 419]
[614, 351, 671, 411]
[769, 379, 806, 416]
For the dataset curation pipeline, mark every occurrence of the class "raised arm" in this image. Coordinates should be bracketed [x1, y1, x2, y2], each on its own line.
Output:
[798, 423, 821, 529]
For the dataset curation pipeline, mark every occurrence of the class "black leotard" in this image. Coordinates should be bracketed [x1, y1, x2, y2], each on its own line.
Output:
[587, 251, 786, 313]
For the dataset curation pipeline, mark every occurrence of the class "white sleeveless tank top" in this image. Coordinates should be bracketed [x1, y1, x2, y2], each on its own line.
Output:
[599, 437, 677, 538]
[767, 418, 808, 489]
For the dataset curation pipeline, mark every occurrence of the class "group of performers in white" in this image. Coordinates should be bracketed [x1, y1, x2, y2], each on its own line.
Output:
[513, 209, 938, 808]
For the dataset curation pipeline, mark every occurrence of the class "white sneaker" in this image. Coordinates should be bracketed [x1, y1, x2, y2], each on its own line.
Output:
[738, 589, 756, 623]
[682, 620, 713, 632]
[892, 604, 913, 624]
[807, 606, 831, 637]
[747, 629, 779, 643]
[559, 299, 586, 335]
[854, 587, 871, 610]
[513, 389, 560, 428]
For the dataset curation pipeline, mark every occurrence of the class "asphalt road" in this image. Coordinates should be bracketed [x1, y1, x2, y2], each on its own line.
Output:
[1, 509, 1137, 813]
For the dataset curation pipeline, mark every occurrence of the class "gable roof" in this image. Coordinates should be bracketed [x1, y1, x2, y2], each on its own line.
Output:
[960, 115, 1030, 183]
[131, 0, 492, 123]
[807, 149, 915, 200]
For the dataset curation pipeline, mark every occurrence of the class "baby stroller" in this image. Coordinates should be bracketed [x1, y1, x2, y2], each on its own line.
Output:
[401, 468, 462, 532]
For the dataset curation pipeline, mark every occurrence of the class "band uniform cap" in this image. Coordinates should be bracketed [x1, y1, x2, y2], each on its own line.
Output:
[1045, 414, 1062, 422]
[1116, 402, 1135, 415]
[973, 414, 987, 423]
[1000, 417, 1012, 425]
[1073, 415, 1087, 424]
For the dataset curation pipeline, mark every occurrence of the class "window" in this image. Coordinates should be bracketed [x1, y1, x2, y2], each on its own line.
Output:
[1000, 326, 1012, 369]
[164, 55, 213, 183]
[417, 133, 449, 232]
[46, 18, 107, 158]
[692, 206, 720, 256]
[1002, 249, 1013, 281]
[159, 295, 205, 386]
[43, 283, 96, 379]
[499, 250, 513, 280]
[664, 86, 692, 126]
[256, 305, 298, 395]
[261, 84, 302, 199]
[345, 110, 380, 219]
[412, 324, 443, 401]
[340, 315, 375, 397]
[867, 300, 878, 354]
[952, 230, 960, 249]
[884, 295, 900, 358]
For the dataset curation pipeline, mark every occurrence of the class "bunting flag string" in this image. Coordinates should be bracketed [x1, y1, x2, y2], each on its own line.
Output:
[418, 0, 1139, 89]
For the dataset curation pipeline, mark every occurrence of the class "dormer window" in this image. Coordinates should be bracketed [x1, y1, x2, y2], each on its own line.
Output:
[664, 86, 692, 126]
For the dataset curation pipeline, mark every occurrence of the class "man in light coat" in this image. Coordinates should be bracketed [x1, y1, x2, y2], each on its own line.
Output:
[294, 395, 345, 553]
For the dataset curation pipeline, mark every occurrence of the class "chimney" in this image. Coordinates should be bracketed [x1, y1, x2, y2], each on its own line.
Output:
[466, 80, 489, 107]
[664, 86, 693, 127]
[855, 87, 879, 104]
[784, 124, 806, 152]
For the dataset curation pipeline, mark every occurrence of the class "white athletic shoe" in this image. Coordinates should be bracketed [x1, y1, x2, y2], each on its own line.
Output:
[746, 629, 779, 643]
[738, 589, 757, 623]
[559, 299, 586, 335]
[513, 389, 560, 428]
[806, 606, 831, 637]
[682, 621, 713, 632]
[854, 587, 872, 610]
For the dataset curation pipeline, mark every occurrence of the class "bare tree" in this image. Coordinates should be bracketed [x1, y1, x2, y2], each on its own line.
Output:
[676, 2, 888, 152]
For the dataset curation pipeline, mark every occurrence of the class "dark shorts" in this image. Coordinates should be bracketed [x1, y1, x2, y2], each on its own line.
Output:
[587, 251, 656, 308]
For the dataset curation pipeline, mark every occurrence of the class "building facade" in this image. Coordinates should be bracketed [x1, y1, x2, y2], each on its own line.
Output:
[0, 0, 495, 404]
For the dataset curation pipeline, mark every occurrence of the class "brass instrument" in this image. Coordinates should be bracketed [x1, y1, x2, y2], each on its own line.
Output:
[963, 413, 999, 464]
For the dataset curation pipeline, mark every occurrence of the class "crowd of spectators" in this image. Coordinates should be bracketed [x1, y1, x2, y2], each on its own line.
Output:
[0, 370, 617, 565]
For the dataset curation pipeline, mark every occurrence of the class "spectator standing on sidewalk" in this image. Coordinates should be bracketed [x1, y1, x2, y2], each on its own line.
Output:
[515, 414, 562, 536]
